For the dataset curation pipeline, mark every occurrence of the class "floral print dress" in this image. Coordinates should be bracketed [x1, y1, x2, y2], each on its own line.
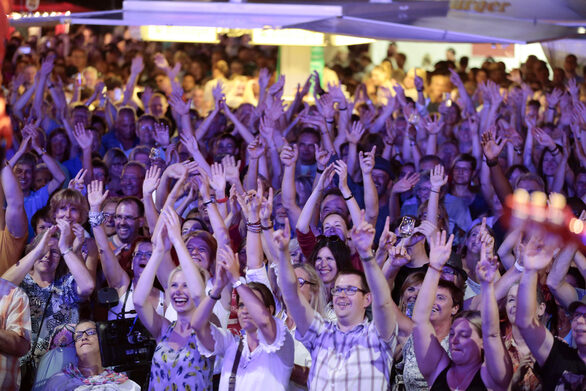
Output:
[149, 322, 213, 391]
[19, 273, 81, 365]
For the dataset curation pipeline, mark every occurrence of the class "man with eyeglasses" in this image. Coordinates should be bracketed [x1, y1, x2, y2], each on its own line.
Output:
[45, 320, 140, 390]
[276, 216, 398, 390]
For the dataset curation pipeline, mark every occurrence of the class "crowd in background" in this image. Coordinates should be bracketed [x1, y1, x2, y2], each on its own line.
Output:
[0, 24, 586, 391]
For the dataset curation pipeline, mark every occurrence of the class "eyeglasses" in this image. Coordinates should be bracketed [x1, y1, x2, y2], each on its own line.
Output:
[331, 286, 367, 296]
[115, 214, 138, 222]
[297, 277, 316, 288]
[133, 251, 152, 259]
[103, 212, 114, 219]
[73, 328, 97, 342]
[571, 312, 586, 322]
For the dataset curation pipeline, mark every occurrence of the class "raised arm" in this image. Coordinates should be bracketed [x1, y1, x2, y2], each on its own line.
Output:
[2, 160, 27, 239]
[221, 245, 277, 342]
[87, 180, 130, 292]
[334, 160, 362, 228]
[31, 137, 66, 194]
[72, 123, 94, 182]
[122, 56, 143, 106]
[280, 143, 301, 229]
[351, 212, 397, 340]
[481, 126, 511, 204]
[196, 167, 230, 247]
[273, 221, 316, 335]
[133, 225, 171, 340]
[477, 244, 513, 389]
[161, 207, 205, 302]
[1, 226, 57, 284]
[427, 164, 447, 228]
[359, 147, 379, 226]
[546, 242, 579, 309]
[412, 231, 454, 383]
[56, 220, 95, 298]
[142, 166, 162, 233]
[515, 233, 557, 366]
[296, 163, 335, 234]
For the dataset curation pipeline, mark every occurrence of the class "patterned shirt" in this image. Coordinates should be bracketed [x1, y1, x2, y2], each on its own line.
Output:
[0, 278, 32, 391]
[296, 313, 397, 391]
[19, 273, 81, 365]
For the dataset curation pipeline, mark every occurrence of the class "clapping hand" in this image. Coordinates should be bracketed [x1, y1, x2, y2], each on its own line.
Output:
[349, 211, 376, 258]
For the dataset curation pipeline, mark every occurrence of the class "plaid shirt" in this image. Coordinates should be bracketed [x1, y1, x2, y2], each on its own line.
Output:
[296, 313, 397, 391]
[0, 278, 31, 391]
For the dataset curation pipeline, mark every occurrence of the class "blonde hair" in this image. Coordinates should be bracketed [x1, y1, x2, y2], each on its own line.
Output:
[294, 263, 327, 316]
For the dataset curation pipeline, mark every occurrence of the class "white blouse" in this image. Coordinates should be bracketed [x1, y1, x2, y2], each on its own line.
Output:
[197, 316, 295, 391]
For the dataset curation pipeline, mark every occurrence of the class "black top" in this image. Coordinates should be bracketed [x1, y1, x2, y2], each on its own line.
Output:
[430, 365, 487, 391]
[534, 337, 586, 390]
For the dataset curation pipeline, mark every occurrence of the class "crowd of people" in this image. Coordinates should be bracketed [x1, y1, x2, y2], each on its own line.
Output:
[0, 25, 586, 391]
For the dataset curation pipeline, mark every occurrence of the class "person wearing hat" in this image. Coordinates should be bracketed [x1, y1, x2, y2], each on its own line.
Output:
[515, 235, 586, 390]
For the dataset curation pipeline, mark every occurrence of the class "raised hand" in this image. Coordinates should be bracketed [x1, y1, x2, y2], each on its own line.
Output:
[153, 121, 170, 147]
[56, 219, 74, 252]
[259, 186, 274, 223]
[315, 93, 336, 121]
[73, 123, 93, 150]
[568, 78, 579, 99]
[522, 233, 558, 271]
[476, 241, 498, 284]
[30, 225, 58, 258]
[392, 172, 420, 194]
[268, 75, 285, 99]
[209, 162, 227, 194]
[428, 230, 454, 270]
[413, 220, 438, 243]
[217, 245, 241, 283]
[481, 126, 507, 161]
[68, 169, 87, 192]
[222, 155, 242, 185]
[259, 116, 276, 145]
[87, 180, 109, 211]
[248, 137, 266, 161]
[143, 166, 161, 196]
[212, 81, 225, 106]
[423, 114, 443, 135]
[375, 216, 397, 266]
[429, 164, 447, 191]
[388, 245, 411, 267]
[153, 53, 170, 70]
[315, 144, 332, 171]
[384, 119, 397, 146]
[345, 121, 365, 145]
[280, 143, 298, 167]
[130, 55, 144, 75]
[180, 131, 200, 156]
[316, 163, 336, 191]
[273, 218, 291, 252]
[546, 88, 563, 108]
[160, 206, 183, 243]
[141, 86, 153, 111]
[333, 159, 349, 188]
[258, 68, 271, 92]
[164, 162, 188, 180]
[40, 53, 55, 77]
[168, 92, 191, 117]
[414, 71, 425, 91]
[359, 146, 376, 175]
[350, 210, 376, 258]
[533, 127, 556, 150]
[449, 68, 463, 88]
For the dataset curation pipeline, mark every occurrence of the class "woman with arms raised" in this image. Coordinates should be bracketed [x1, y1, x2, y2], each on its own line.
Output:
[413, 230, 513, 391]
[133, 206, 213, 390]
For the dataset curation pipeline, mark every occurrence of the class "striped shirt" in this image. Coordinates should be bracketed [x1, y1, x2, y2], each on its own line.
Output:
[296, 313, 397, 391]
[0, 278, 32, 391]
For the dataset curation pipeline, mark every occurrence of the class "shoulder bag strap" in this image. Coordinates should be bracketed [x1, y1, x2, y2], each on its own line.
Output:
[228, 338, 244, 391]
[30, 285, 54, 358]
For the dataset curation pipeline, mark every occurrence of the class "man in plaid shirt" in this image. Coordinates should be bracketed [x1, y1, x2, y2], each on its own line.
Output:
[277, 215, 398, 390]
[0, 277, 31, 391]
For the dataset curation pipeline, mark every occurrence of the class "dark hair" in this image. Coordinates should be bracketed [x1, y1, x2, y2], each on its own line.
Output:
[116, 196, 145, 216]
[438, 279, 464, 314]
[183, 230, 218, 266]
[308, 236, 353, 274]
[16, 152, 37, 169]
[31, 206, 51, 233]
[47, 128, 71, 161]
[92, 158, 109, 180]
[335, 269, 370, 292]
[420, 154, 442, 167]
[451, 153, 477, 173]
[237, 282, 276, 315]
[182, 217, 210, 233]
[505, 164, 529, 181]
